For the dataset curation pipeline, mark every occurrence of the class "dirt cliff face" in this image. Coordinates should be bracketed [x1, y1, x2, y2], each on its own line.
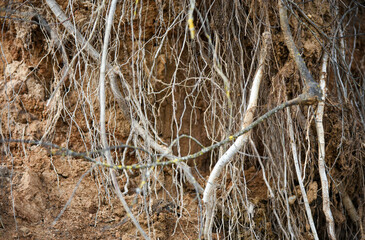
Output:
[1, 0, 364, 239]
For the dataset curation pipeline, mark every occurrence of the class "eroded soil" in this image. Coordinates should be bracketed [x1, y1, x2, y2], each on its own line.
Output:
[1, 0, 364, 239]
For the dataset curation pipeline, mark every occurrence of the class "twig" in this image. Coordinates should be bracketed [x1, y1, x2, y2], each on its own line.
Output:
[1, 94, 312, 171]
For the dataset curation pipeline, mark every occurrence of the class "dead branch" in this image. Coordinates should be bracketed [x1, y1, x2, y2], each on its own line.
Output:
[278, 0, 322, 104]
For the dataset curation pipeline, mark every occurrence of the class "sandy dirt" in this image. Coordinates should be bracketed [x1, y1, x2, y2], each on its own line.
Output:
[0, 0, 364, 239]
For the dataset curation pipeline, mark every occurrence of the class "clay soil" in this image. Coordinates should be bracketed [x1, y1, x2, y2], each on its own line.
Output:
[0, 0, 364, 239]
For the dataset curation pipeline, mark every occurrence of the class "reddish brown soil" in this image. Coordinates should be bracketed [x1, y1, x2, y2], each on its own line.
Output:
[0, 0, 364, 239]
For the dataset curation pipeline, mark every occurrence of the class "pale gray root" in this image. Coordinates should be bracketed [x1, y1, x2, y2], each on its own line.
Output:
[45, 0, 202, 200]
[98, 0, 148, 238]
[287, 108, 319, 240]
[202, 31, 271, 239]
[46, 0, 149, 238]
[315, 53, 336, 240]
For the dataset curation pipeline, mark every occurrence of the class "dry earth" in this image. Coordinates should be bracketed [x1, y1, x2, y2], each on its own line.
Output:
[0, 0, 364, 239]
